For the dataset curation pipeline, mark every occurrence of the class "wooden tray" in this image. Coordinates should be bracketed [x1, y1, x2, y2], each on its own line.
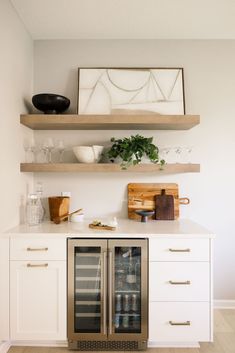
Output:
[128, 183, 180, 220]
[89, 224, 116, 231]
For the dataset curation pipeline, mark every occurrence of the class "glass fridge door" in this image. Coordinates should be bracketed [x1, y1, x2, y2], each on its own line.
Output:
[68, 239, 107, 340]
[108, 239, 148, 340]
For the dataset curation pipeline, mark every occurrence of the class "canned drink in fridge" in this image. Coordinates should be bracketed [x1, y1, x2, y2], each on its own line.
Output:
[122, 315, 129, 328]
[131, 293, 139, 312]
[115, 314, 120, 329]
[123, 293, 131, 312]
[115, 294, 122, 312]
[132, 315, 140, 330]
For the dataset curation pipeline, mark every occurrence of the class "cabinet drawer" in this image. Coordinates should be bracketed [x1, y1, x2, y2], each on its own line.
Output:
[149, 302, 210, 342]
[149, 262, 210, 301]
[10, 238, 66, 260]
[149, 238, 209, 262]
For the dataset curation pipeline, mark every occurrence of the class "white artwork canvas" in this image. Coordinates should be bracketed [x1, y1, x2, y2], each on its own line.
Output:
[78, 68, 185, 115]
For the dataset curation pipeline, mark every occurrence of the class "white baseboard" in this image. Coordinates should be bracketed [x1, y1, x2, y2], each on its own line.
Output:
[214, 300, 235, 309]
[10, 341, 68, 347]
[148, 341, 200, 348]
[0, 341, 11, 353]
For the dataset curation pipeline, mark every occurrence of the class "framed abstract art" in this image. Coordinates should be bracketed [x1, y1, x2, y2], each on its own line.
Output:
[78, 68, 185, 115]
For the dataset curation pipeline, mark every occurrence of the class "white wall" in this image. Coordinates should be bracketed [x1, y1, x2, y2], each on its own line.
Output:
[0, 0, 34, 232]
[33, 39, 235, 300]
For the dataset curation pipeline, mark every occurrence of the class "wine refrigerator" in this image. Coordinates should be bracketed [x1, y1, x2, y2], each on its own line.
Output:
[67, 238, 148, 350]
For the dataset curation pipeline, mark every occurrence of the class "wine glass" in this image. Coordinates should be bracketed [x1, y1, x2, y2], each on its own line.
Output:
[23, 139, 31, 163]
[174, 146, 182, 164]
[56, 140, 65, 163]
[181, 146, 193, 163]
[159, 147, 171, 163]
[185, 146, 193, 163]
[23, 139, 36, 162]
[43, 138, 54, 163]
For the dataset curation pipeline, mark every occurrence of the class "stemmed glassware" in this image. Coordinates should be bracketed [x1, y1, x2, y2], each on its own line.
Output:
[23, 139, 38, 163]
[174, 146, 182, 163]
[56, 140, 65, 163]
[159, 147, 171, 163]
[181, 146, 193, 163]
[42, 138, 54, 163]
[23, 139, 31, 163]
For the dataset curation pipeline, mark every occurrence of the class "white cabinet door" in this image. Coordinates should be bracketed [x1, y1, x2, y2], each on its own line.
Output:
[10, 261, 66, 340]
[0, 238, 9, 341]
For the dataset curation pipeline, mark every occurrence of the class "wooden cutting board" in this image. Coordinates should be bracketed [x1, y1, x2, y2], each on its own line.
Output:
[128, 183, 180, 220]
[155, 189, 175, 220]
[89, 224, 116, 231]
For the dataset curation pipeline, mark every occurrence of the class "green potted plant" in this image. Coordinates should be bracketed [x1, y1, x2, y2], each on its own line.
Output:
[106, 134, 165, 169]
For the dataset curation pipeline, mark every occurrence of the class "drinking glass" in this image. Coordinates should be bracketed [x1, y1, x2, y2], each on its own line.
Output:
[184, 146, 193, 163]
[174, 146, 182, 164]
[181, 146, 193, 163]
[56, 140, 65, 163]
[43, 138, 54, 163]
[159, 147, 171, 163]
[23, 139, 36, 162]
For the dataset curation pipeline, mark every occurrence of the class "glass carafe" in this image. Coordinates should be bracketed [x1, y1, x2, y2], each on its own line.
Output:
[26, 194, 40, 226]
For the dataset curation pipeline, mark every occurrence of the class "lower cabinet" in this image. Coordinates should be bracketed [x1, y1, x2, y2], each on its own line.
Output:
[148, 237, 212, 345]
[0, 238, 9, 341]
[10, 260, 66, 340]
[149, 302, 210, 342]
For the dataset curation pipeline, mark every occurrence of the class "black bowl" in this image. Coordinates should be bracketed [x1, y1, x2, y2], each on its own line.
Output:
[32, 93, 70, 114]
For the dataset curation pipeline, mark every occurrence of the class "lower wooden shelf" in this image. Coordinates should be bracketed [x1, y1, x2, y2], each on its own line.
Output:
[20, 163, 200, 173]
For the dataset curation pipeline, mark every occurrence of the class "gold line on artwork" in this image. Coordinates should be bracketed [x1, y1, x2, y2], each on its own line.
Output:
[167, 69, 181, 99]
[106, 69, 150, 92]
[128, 74, 151, 104]
[150, 71, 167, 101]
[83, 71, 106, 112]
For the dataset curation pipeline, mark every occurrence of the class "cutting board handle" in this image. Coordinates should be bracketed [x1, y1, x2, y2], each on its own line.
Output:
[179, 197, 190, 205]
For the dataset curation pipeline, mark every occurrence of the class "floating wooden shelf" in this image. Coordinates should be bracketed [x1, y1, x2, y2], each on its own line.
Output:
[20, 114, 200, 130]
[20, 163, 200, 173]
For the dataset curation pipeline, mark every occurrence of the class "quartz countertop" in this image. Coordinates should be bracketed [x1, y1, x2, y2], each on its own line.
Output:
[4, 219, 215, 239]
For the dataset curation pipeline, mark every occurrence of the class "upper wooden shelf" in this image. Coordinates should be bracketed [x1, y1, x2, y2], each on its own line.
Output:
[20, 114, 200, 130]
[20, 163, 200, 173]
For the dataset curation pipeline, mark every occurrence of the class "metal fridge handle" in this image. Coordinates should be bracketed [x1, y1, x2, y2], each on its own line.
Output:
[109, 250, 113, 335]
[103, 251, 107, 335]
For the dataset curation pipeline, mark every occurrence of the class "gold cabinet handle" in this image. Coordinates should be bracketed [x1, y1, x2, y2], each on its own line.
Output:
[103, 251, 107, 335]
[169, 248, 191, 252]
[169, 280, 191, 285]
[169, 320, 191, 326]
[108, 251, 113, 335]
[27, 247, 48, 251]
[27, 263, 48, 268]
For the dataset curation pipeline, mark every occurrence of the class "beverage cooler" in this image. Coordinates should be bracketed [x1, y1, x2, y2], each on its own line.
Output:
[67, 238, 148, 350]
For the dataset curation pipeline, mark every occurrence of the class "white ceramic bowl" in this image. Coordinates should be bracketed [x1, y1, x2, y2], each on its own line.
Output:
[73, 145, 104, 163]
[70, 214, 84, 223]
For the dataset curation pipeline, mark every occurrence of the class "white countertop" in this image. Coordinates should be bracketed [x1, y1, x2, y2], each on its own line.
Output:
[5, 219, 215, 239]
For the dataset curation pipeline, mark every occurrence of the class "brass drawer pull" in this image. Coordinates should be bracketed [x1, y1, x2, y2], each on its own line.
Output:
[27, 263, 48, 268]
[169, 248, 191, 252]
[27, 247, 48, 251]
[169, 320, 191, 326]
[169, 280, 191, 285]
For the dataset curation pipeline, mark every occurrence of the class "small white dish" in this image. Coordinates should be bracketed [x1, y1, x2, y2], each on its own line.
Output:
[70, 214, 84, 223]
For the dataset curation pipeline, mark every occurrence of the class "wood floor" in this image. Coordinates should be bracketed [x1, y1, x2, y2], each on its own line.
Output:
[8, 309, 235, 353]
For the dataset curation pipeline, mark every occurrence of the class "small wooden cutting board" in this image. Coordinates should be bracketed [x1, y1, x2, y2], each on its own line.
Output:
[155, 189, 175, 220]
[89, 224, 116, 231]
